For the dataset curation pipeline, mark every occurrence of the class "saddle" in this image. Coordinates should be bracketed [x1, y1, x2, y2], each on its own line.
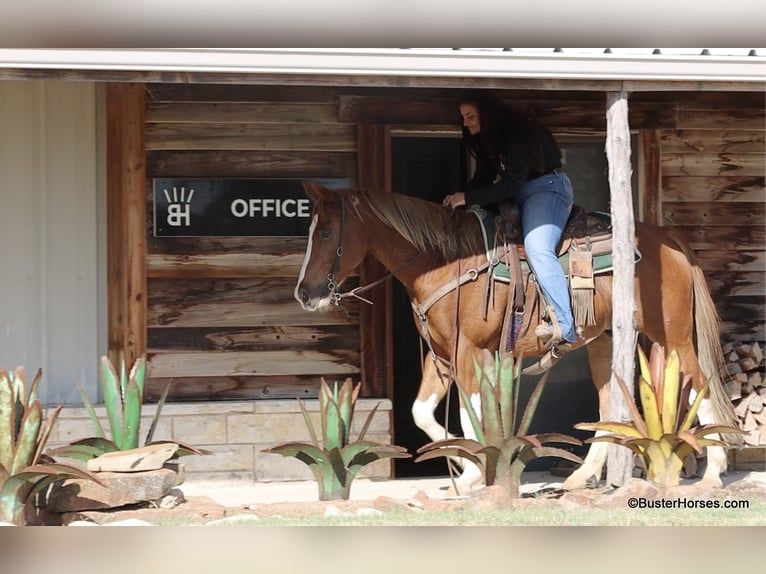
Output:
[471, 201, 620, 356]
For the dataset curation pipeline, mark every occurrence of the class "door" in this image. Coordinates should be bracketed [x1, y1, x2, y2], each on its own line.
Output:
[390, 134, 464, 477]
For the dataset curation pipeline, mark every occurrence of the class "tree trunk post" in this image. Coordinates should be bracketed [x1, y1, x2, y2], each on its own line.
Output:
[606, 89, 637, 486]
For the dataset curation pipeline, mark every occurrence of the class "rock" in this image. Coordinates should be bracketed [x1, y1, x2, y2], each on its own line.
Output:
[44, 467, 180, 512]
[324, 505, 345, 517]
[86, 443, 179, 472]
[465, 485, 515, 510]
[596, 477, 661, 508]
[355, 507, 384, 516]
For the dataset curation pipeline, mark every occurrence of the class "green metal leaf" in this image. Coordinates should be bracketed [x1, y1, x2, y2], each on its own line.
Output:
[337, 378, 358, 444]
[417, 437, 484, 454]
[498, 353, 516, 439]
[263, 442, 327, 466]
[679, 383, 709, 432]
[575, 421, 646, 439]
[531, 433, 583, 447]
[0, 371, 14, 471]
[454, 379, 485, 444]
[145, 382, 171, 446]
[296, 397, 319, 446]
[478, 353, 503, 444]
[76, 384, 105, 439]
[613, 373, 649, 438]
[99, 356, 125, 449]
[530, 446, 585, 466]
[129, 356, 147, 399]
[31, 404, 63, 465]
[414, 446, 484, 468]
[10, 400, 42, 475]
[121, 379, 141, 450]
[638, 377, 663, 440]
[517, 372, 549, 437]
[356, 401, 381, 443]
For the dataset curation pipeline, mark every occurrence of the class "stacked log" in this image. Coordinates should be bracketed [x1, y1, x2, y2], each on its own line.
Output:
[723, 341, 766, 446]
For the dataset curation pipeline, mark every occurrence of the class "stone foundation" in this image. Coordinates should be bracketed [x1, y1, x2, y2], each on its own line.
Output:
[45, 399, 394, 482]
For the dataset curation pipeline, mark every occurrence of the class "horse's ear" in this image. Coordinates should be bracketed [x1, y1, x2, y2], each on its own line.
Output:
[302, 181, 336, 202]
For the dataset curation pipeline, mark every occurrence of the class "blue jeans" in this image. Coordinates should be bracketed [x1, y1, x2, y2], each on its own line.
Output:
[518, 171, 576, 343]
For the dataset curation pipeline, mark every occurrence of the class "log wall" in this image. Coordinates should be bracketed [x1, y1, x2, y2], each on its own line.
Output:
[143, 85, 765, 401]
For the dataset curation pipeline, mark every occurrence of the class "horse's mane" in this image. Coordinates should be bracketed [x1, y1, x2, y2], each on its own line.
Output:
[339, 188, 486, 261]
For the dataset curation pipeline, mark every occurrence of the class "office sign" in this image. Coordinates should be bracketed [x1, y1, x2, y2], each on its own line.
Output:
[153, 178, 347, 237]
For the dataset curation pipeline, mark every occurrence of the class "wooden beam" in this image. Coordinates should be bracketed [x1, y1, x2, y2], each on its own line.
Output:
[606, 89, 637, 487]
[356, 125, 391, 399]
[106, 83, 147, 368]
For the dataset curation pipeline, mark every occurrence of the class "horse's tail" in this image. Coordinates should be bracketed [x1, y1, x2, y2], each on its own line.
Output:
[668, 230, 740, 437]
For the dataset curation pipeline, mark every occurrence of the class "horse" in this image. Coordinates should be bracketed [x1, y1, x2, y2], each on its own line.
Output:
[294, 181, 738, 493]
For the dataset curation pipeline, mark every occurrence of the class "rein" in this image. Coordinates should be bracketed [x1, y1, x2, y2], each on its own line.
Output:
[327, 195, 424, 306]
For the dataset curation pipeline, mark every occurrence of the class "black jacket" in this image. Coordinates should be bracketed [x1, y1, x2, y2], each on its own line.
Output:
[464, 121, 561, 207]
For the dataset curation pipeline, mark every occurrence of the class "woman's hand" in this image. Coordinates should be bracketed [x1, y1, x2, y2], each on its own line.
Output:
[442, 192, 466, 209]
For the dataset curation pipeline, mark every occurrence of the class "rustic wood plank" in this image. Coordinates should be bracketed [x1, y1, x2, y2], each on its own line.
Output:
[708, 272, 766, 297]
[148, 299, 359, 328]
[718, 296, 766, 322]
[720, 322, 766, 343]
[678, 109, 766, 130]
[661, 152, 765, 176]
[147, 252, 306, 278]
[661, 130, 765, 153]
[640, 129, 661, 225]
[662, 176, 765, 202]
[147, 350, 360, 377]
[662, 202, 764, 226]
[145, 375, 325, 401]
[148, 277, 301, 305]
[107, 83, 147, 367]
[146, 102, 342, 124]
[147, 235, 308, 256]
[147, 150, 356, 178]
[695, 250, 766, 272]
[145, 123, 356, 151]
[146, 84, 346, 103]
[677, 225, 765, 251]
[147, 325, 360, 352]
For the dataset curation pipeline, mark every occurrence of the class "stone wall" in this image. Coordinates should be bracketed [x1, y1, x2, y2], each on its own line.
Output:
[45, 399, 394, 482]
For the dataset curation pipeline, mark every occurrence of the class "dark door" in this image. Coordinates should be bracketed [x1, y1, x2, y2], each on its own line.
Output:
[390, 135, 464, 477]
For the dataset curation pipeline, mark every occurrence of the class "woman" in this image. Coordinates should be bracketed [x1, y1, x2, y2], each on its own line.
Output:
[443, 90, 577, 351]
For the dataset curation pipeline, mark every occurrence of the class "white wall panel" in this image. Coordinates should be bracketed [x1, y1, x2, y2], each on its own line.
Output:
[0, 80, 102, 405]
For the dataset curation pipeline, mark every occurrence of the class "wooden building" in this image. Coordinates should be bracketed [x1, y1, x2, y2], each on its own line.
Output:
[0, 49, 763, 481]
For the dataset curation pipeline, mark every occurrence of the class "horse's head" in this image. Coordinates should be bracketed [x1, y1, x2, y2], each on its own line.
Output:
[294, 181, 369, 311]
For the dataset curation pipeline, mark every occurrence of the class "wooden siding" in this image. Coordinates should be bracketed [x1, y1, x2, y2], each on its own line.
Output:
[145, 85, 360, 401]
[657, 106, 765, 342]
[144, 85, 765, 401]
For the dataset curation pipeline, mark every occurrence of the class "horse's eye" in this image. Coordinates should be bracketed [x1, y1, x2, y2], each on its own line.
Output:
[320, 228, 333, 240]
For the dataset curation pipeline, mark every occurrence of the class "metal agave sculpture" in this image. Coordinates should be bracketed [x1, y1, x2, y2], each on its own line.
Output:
[576, 342, 745, 487]
[415, 350, 583, 498]
[49, 355, 209, 462]
[263, 377, 411, 501]
[0, 367, 101, 525]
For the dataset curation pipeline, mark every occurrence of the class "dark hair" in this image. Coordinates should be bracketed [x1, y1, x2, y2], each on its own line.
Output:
[459, 90, 560, 174]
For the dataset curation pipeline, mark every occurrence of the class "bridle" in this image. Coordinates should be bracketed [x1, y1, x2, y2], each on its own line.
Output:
[323, 194, 423, 306]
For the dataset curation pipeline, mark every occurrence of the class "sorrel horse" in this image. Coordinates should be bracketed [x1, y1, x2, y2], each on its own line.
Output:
[294, 181, 738, 493]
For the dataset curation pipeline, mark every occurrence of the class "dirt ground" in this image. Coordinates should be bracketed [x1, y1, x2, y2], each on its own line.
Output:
[55, 469, 766, 526]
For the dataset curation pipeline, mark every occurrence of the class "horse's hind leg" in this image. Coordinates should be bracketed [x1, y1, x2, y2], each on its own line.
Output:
[411, 358, 455, 443]
[563, 332, 612, 490]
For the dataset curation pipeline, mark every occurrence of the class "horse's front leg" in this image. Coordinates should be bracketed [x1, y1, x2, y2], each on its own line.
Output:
[563, 332, 612, 490]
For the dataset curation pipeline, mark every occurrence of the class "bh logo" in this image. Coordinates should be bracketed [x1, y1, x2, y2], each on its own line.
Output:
[164, 187, 195, 227]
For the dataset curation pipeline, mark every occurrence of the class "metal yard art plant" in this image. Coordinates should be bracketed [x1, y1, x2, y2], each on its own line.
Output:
[0, 367, 101, 525]
[264, 377, 410, 501]
[415, 350, 583, 498]
[576, 343, 745, 488]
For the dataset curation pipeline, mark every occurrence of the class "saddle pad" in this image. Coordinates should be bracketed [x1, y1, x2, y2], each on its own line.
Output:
[468, 207, 642, 283]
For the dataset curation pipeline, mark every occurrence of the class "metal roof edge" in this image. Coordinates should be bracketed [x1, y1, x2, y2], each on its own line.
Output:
[0, 48, 764, 84]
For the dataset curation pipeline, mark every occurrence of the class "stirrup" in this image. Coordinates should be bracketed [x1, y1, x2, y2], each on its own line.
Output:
[522, 341, 573, 376]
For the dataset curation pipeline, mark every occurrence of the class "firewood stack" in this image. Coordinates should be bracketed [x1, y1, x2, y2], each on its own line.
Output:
[723, 341, 766, 446]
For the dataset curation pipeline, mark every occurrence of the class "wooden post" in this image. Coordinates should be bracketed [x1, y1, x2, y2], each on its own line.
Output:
[106, 83, 147, 369]
[606, 90, 637, 486]
[356, 125, 392, 399]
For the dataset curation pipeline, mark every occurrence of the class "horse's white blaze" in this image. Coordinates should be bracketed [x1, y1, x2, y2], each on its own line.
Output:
[294, 214, 319, 309]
